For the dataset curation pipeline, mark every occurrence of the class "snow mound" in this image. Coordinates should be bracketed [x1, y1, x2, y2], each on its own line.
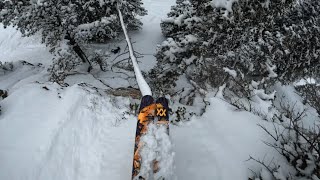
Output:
[172, 97, 278, 180]
[0, 83, 136, 180]
[0, 61, 46, 90]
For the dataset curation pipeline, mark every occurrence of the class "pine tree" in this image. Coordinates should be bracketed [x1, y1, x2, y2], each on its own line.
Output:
[0, 0, 147, 80]
[152, 0, 320, 100]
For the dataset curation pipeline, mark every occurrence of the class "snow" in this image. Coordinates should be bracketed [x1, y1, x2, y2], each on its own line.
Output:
[0, 61, 46, 90]
[0, 24, 53, 66]
[0, 75, 276, 180]
[266, 63, 278, 78]
[174, 14, 188, 26]
[0, 62, 279, 180]
[131, 0, 173, 72]
[209, 0, 238, 17]
[153, 125, 174, 180]
[223, 67, 237, 78]
[273, 83, 320, 127]
[216, 83, 226, 98]
[294, 77, 317, 86]
[139, 125, 158, 179]
[138, 124, 174, 179]
[181, 34, 198, 44]
[162, 38, 185, 62]
[137, 124, 174, 179]
[0, 83, 135, 180]
[172, 97, 276, 180]
[0, 0, 309, 179]
[260, 168, 273, 180]
[184, 55, 197, 65]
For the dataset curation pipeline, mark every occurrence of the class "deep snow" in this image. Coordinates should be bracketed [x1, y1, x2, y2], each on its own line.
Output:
[0, 83, 136, 180]
[0, 79, 275, 180]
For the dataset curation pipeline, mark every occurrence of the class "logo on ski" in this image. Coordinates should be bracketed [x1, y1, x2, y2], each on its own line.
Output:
[156, 108, 166, 117]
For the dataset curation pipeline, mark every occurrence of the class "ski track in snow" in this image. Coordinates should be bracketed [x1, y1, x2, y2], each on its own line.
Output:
[131, 0, 173, 72]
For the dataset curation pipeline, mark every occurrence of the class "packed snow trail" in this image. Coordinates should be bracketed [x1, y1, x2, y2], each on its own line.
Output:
[130, 0, 173, 72]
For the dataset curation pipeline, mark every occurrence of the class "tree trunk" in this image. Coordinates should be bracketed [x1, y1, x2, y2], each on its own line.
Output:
[65, 33, 92, 72]
[117, 3, 152, 96]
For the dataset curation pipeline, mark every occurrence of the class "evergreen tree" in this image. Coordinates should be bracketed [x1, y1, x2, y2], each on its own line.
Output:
[153, 2, 320, 177]
[152, 0, 320, 100]
[0, 0, 147, 80]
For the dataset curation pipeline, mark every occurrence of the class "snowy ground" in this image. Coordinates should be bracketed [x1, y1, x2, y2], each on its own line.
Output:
[0, 77, 276, 180]
[0, 83, 135, 180]
[0, 25, 53, 66]
[0, 0, 285, 180]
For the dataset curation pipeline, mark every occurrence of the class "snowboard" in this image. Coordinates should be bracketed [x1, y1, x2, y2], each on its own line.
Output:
[132, 95, 170, 180]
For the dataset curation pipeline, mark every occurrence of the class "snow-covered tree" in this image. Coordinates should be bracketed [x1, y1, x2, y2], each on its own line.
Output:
[153, 0, 320, 178]
[250, 99, 320, 180]
[0, 0, 147, 80]
[151, 0, 320, 101]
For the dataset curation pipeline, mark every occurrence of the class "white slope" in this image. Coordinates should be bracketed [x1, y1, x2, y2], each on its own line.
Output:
[0, 79, 275, 180]
[0, 0, 280, 180]
[0, 61, 46, 90]
[0, 83, 136, 180]
[172, 97, 276, 180]
[131, 0, 173, 72]
[0, 24, 53, 66]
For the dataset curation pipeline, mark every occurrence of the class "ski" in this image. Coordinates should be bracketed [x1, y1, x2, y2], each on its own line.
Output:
[132, 95, 156, 180]
[154, 97, 171, 180]
[132, 96, 171, 180]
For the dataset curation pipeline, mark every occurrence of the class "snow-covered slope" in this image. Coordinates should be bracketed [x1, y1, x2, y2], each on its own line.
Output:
[0, 80, 275, 180]
[0, 0, 281, 180]
[172, 97, 277, 180]
[131, 0, 173, 71]
[0, 83, 135, 180]
[0, 25, 52, 66]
